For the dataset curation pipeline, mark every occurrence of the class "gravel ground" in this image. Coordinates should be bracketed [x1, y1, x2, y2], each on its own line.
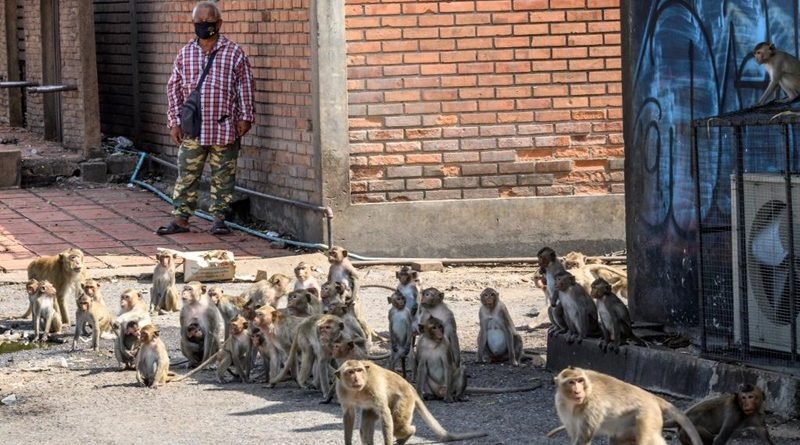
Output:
[1, 265, 797, 444]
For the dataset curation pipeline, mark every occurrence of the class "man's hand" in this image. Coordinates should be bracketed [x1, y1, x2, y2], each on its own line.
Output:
[170, 127, 184, 145]
[237, 120, 252, 137]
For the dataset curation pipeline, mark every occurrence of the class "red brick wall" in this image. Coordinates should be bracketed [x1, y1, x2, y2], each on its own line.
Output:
[21, 0, 42, 136]
[345, 0, 624, 202]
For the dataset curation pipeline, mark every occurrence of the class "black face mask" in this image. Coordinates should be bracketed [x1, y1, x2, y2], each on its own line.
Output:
[194, 21, 218, 40]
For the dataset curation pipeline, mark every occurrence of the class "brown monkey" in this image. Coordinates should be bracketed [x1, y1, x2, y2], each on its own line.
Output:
[327, 246, 359, 293]
[591, 278, 646, 353]
[27, 247, 85, 325]
[754, 42, 800, 106]
[537, 246, 569, 335]
[326, 301, 368, 349]
[241, 273, 293, 310]
[72, 293, 113, 352]
[174, 315, 252, 383]
[415, 287, 460, 366]
[335, 360, 487, 445]
[135, 324, 171, 387]
[664, 384, 774, 445]
[286, 288, 321, 316]
[20, 279, 40, 319]
[477, 287, 523, 366]
[81, 279, 106, 307]
[553, 367, 702, 445]
[31, 280, 63, 341]
[415, 316, 466, 402]
[208, 286, 245, 339]
[321, 334, 391, 404]
[150, 251, 180, 314]
[113, 289, 151, 369]
[293, 261, 321, 297]
[320, 280, 349, 312]
[554, 271, 600, 344]
[395, 265, 419, 315]
[252, 305, 304, 381]
[387, 291, 414, 378]
[179, 282, 223, 366]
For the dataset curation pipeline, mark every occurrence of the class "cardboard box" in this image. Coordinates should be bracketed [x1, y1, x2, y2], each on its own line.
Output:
[158, 248, 236, 282]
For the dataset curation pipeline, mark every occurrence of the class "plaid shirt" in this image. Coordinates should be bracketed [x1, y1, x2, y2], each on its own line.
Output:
[167, 35, 255, 146]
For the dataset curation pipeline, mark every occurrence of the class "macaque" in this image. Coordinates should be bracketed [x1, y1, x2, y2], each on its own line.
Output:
[415, 287, 460, 366]
[113, 290, 152, 369]
[395, 265, 419, 315]
[754, 42, 800, 106]
[293, 261, 321, 297]
[665, 384, 774, 445]
[327, 247, 379, 343]
[208, 286, 244, 339]
[20, 278, 41, 319]
[174, 315, 252, 383]
[81, 279, 106, 307]
[321, 334, 390, 404]
[537, 246, 569, 335]
[252, 305, 303, 381]
[31, 280, 63, 341]
[387, 291, 414, 379]
[150, 251, 180, 314]
[415, 317, 466, 403]
[179, 282, 223, 367]
[477, 288, 523, 366]
[286, 288, 321, 316]
[590, 278, 646, 352]
[320, 280, 349, 313]
[553, 367, 702, 445]
[335, 360, 487, 445]
[116, 320, 141, 370]
[241, 273, 292, 310]
[135, 324, 171, 387]
[554, 271, 600, 344]
[27, 247, 85, 325]
[72, 293, 113, 351]
[326, 301, 368, 350]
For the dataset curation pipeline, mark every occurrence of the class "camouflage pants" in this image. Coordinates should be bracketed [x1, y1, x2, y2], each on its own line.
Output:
[172, 138, 240, 219]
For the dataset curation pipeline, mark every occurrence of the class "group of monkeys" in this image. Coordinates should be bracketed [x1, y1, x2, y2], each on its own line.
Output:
[19, 246, 776, 444]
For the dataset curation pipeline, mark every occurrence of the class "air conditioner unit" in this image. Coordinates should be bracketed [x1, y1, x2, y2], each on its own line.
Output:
[732, 173, 800, 353]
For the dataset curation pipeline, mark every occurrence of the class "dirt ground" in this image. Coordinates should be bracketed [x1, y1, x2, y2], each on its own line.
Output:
[0, 265, 798, 444]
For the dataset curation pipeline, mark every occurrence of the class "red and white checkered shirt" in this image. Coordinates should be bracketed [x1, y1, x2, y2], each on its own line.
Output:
[167, 35, 255, 146]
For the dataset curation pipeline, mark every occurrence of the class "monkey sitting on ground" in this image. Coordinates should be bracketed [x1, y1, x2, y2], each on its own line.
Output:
[240, 273, 293, 312]
[326, 301, 368, 350]
[537, 246, 569, 335]
[208, 286, 245, 339]
[387, 291, 414, 379]
[551, 367, 702, 445]
[286, 288, 321, 317]
[31, 280, 63, 341]
[136, 324, 172, 387]
[664, 384, 774, 445]
[72, 293, 113, 352]
[477, 287, 524, 366]
[21, 278, 41, 319]
[179, 282, 223, 367]
[251, 305, 304, 381]
[113, 289, 152, 369]
[395, 265, 419, 315]
[327, 246, 383, 344]
[335, 360, 487, 444]
[117, 320, 141, 370]
[174, 315, 252, 383]
[27, 247, 85, 325]
[320, 280, 349, 313]
[554, 271, 600, 344]
[150, 251, 181, 314]
[415, 287, 460, 366]
[754, 42, 800, 106]
[590, 278, 646, 353]
[293, 261, 321, 298]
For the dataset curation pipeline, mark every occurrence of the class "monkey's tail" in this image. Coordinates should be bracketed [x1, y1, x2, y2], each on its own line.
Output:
[660, 400, 703, 445]
[366, 351, 391, 360]
[268, 334, 299, 386]
[546, 425, 565, 438]
[361, 284, 397, 291]
[413, 396, 487, 442]
[172, 351, 223, 383]
[466, 380, 542, 394]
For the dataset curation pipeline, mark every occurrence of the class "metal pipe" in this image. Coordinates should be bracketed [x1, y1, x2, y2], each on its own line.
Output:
[782, 124, 798, 362]
[353, 256, 627, 267]
[0, 81, 38, 89]
[692, 124, 707, 352]
[27, 84, 77, 93]
[734, 125, 750, 354]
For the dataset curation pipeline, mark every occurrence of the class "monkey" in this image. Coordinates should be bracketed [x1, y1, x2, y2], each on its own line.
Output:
[415, 316, 466, 402]
[387, 291, 414, 379]
[477, 287, 524, 366]
[590, 278, 646, 352]
[286, 288, 321, 317]
[663, 384, 774, 445]
[81, 279, 106, 307]
[395, 265, 419, 315]
[553, 367, 703, 445]
[208, 286, 245, 339]
[20, 278, 41, 319]
[135, 324, 172, 387]
[240, 273, 293, 311]
[321, 334, 391, 404]
[565, 252, 629, 300]
[293, 261, 321, 298]
[174, 315, 252, 383]
[27, 247, 85, 325]
[251, 304, 304, 381]
[327, 246, 359, 293]
[537, 246, 569, 335]
[31, 280, 63, 341]
[179, 282, 223, 367]
[320, 280, 350, 313]
[113, 289, 151, 369]
[754, 42, 800, 106]
[72, 293, 113, 352]
[554, 271, 600, 344]
[150, 251, 181, 314]
[415, 287, 460, 366]
[326, 301, 368, 350]
[335, 359, 487, 445]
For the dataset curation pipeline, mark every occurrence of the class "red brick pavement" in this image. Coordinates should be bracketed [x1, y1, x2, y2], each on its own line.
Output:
[0, 186, 288, 272]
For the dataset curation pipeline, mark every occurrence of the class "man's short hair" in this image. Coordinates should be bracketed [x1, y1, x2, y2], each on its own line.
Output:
[192, 1, 222, 21]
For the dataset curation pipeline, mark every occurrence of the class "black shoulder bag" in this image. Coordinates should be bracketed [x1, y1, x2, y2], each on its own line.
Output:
[180, 51, 218, 139]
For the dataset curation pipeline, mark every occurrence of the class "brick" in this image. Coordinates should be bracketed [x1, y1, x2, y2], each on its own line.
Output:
[460, 87, 495, 99]
[423, 114, 460, 126]
[480, 150, 517, 162]
[419, 14, 456, 27]
[369, 155, 405, 166]
[368, 129, 404, 141]
[422, 140, 459, 151]
[385, 115, 423, 127]
[536, 160, 573, 173]
[367, 103, 404, 115]
[407, 153, 443, 164]
[364, 4, 401, 15]
[497, 111, 534, 123]
[608, 158, 625, 170]
[567, 10, 603, 21]
[411, 261, 445, 272]
[554, 97, 590, 108]
[403, 2, 439, 14]
[351, 167, 385, 180]
[464, 188, 500, 199]
[442, 51, 478, 63]
[478, 25, 512, 37]
[498, 162, 537, 174]
[513, 0, 549, 10]
[385, 90, 421, 102]
[407, 178, 443, 190]
[531, 11, 565, 22]
[407, 128, 444, 139]
[365, 28, 402, 40]
[518, 148, 554, 159]
[478, 50, 515, 61]
[368, 180, 405, 192]
[480, 125, 517, 136]
[555, 122, 593, 133]
[535, 110, 572, 121]
[441, 2, 476, 13]
[482, 175, 517, 187]
[610, 184, 625, 194]
[444, 177, 480, 188]
[456, 13, 492, 25]
[568, 34, 604, 46]
[386, 141, 421, 152]
[461, 113, 498, 124]
[444, 152, 480, 162]
[420, 39, 456, 51]
[519, 173, 554, 185]
[442, 101, 478, 113]
[389, 191, 425, 201]
[493, 12, 531, 24]
[537, 185, 575, 196]
[351, 143, 384, 154]
[462, 164, 498, 175]
[442, 76, 478, 87]
[479, 100, 515, 111]
[425, 190, 462, 199]
[352, 194, 388, 203]
[498, 136, 533, 148]
[462, 139, 498, 150]
[477, 1, 512, 11]
[387, 166, 423, 178]
[422, 89, 460, 101]
[440, 26, 477, 39]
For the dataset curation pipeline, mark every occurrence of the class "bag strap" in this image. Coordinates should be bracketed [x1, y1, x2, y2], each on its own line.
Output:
[195, 51, 218, 92]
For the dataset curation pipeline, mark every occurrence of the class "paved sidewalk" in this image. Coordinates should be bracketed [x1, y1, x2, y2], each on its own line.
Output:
[0, 185, 288, 274]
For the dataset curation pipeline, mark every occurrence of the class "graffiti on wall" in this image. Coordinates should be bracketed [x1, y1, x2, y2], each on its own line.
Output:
[626, 0, 796, 324]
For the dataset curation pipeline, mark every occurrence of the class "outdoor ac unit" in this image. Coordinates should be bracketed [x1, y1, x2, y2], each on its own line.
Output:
[732, 174, 800, 353]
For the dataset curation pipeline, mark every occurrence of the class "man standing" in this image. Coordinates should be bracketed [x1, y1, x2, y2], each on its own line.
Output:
[158, 1, 254, 236]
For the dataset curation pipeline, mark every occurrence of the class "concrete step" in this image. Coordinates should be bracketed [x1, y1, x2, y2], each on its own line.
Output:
[0, 147, 21, 189]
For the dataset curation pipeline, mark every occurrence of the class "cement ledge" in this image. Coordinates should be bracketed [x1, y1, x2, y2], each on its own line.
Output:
[546, 334, 800, 419]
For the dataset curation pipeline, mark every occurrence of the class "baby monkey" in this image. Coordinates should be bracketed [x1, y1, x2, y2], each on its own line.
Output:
[387, 291, 414, 379]
[136, 324, 172, 388]
[395, 265, 419, 315]
[293, 261, 321, 297]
